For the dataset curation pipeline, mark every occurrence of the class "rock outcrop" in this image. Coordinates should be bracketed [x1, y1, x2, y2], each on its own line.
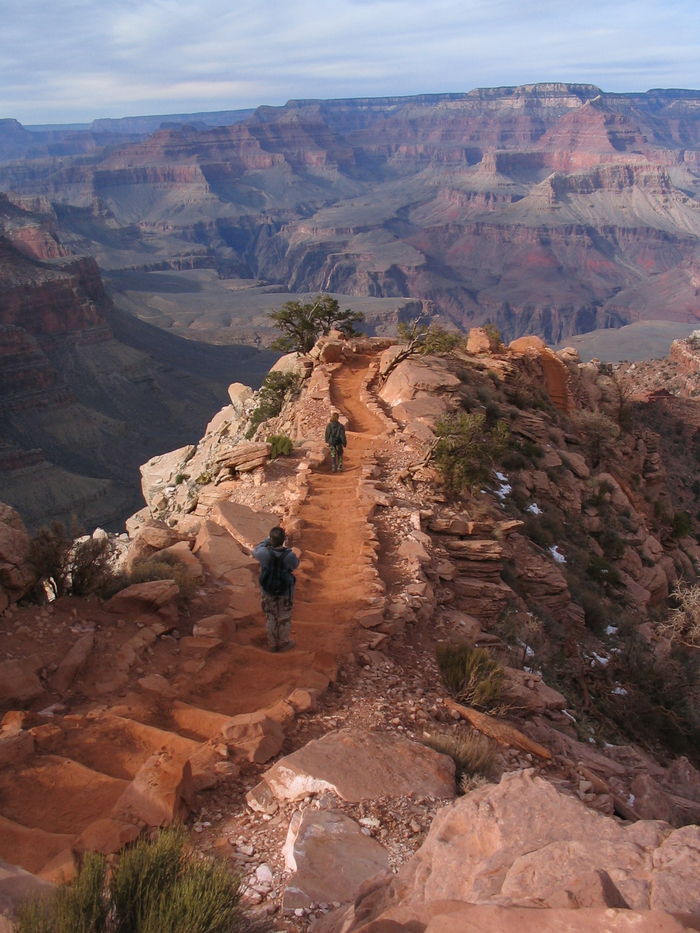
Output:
[317, 771, 700, 932]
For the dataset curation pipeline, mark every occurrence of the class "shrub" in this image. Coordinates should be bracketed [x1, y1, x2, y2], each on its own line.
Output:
[422, 731, 497, 790]
[436, 643, 504, 711]
[587, 554, 620, 586]
[574, 410, 620, 467]
[483, 323, 504, 350]
[672, 511, 693, 538]
[29, 524, 114, 600]
[660, 581, 700, 647]
[70, 537, 114, 597]
[266, 434, 293, 459]
[245, 371, 298, 439]
[128, 556, 199, 601]
[433, 412, 510, 492]
[19, 828, 244, 933]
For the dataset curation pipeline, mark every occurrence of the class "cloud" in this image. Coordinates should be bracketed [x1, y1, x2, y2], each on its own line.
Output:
[1, 0, 699, 123]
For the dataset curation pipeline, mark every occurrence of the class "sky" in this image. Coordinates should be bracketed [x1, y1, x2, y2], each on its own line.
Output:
[2, 0, 700, 125]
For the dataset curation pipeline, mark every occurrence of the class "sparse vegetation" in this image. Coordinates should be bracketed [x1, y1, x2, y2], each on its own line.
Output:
[266, 434, 294, 459]
[661, 581, 700, 647]
[245, 371, 299, 439]
[18, 828, 244, 933]
[483, 323, 504, 350]
[269, 295, 364, 354]
[128, 555, 199, 601]
[422, 730, 497, 791]
[433, 412, 509, 491]
[436, 643, 505, 712]
[379, 318, 462, 381]
[29, 523, 114, 600]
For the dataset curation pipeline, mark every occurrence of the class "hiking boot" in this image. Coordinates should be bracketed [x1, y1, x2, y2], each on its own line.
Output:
[277, 639, 295, 653]
[268, 645, 278, 653]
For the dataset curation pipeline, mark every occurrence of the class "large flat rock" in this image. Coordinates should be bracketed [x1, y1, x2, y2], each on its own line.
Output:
[282, 809, 389, 909]
[193, 520, 257, 579]
[210, 500, 280, 554]
[262, 729, 455, 802]
[316, 770, 700, 933]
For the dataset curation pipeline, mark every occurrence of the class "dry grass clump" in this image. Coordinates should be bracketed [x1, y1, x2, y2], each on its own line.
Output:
[661, 581, 700, 647]
[423, 730, 497, 792]
[436, 643, 505, 712]
[128, 555, 199, 602]
[18, 828, 245, 933]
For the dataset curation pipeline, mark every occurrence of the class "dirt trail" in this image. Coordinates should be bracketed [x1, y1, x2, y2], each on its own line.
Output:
[294, 359, 385, 655]
[0, 357, 387, 877]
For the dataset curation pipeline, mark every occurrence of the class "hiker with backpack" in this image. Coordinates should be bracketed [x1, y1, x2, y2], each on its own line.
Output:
[253, 526, 300, 653]
[325, 411, 347, 472]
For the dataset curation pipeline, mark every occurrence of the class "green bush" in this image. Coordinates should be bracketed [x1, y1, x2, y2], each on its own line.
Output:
[672, 511, 693, 538]
[433, 412, 510, 492]
[266, 434, 293, 459]
[245, 371, 298, 439]
[436, 643, 504, 711]
[19, 829, 244, 933]
[587, 554, 621, 586]
[422, 731, 497, 790]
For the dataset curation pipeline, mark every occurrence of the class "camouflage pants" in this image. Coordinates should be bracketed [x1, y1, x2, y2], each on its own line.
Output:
[262, 591, 293, 649]
[330, 444, 343, 471]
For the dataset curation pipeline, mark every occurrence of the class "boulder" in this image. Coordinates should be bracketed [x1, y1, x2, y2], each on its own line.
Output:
[140, 445, 195, 511]
[52, 633, 94, 694]
[227, 382, 254, 412]
[138, 674, 177, 699]
[316, 769, 700, 933]
[558, 449, 590, 479]
[112, 753, 193, 827]
[319, 904, 700, 933]
[133, 519, 183, 550]
[0, 729, 34, 768]
[152, 540, 204, 583]
[192, 613, 231, 639]
[105, 579, 179, 613]
[0, 857, 55, 923]
[282, 809, 389, 909]
[0, 503, 36, 602]
[210, 500, 280, 554]
[74, 818, 142, 856]
[220, 711, 284, 763]
[631, 773, 675, 824]
[0, 659, 43, 705]
[193, 521, 257, 580]
[319, 340, 344, 363]
[262, 729, 455, 803]
[379, 359, 460, 409]
[467, 327, 494, 354]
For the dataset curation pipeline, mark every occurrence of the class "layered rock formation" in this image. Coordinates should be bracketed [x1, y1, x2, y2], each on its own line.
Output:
[2, 85, 700, 343]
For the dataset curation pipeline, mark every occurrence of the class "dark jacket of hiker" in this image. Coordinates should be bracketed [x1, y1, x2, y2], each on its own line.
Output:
[253, 539, 299, 596]
[325, 420, 347, 449]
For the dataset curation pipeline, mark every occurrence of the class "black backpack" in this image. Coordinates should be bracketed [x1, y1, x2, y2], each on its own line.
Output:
[259, 547, 295, 596]
[328, 421, 344, 447]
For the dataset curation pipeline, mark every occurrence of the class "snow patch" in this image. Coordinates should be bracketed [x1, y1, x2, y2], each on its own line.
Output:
[549, 545, 566, 564]
[526, 502, 542, 515]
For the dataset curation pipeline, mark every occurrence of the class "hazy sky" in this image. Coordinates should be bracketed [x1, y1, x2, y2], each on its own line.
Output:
[3, 0, 700, 124]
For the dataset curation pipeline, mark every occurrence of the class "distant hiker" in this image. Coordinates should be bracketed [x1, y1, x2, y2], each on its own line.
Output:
[253, 526, 300, 653]
[325, 412, 347, 472]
